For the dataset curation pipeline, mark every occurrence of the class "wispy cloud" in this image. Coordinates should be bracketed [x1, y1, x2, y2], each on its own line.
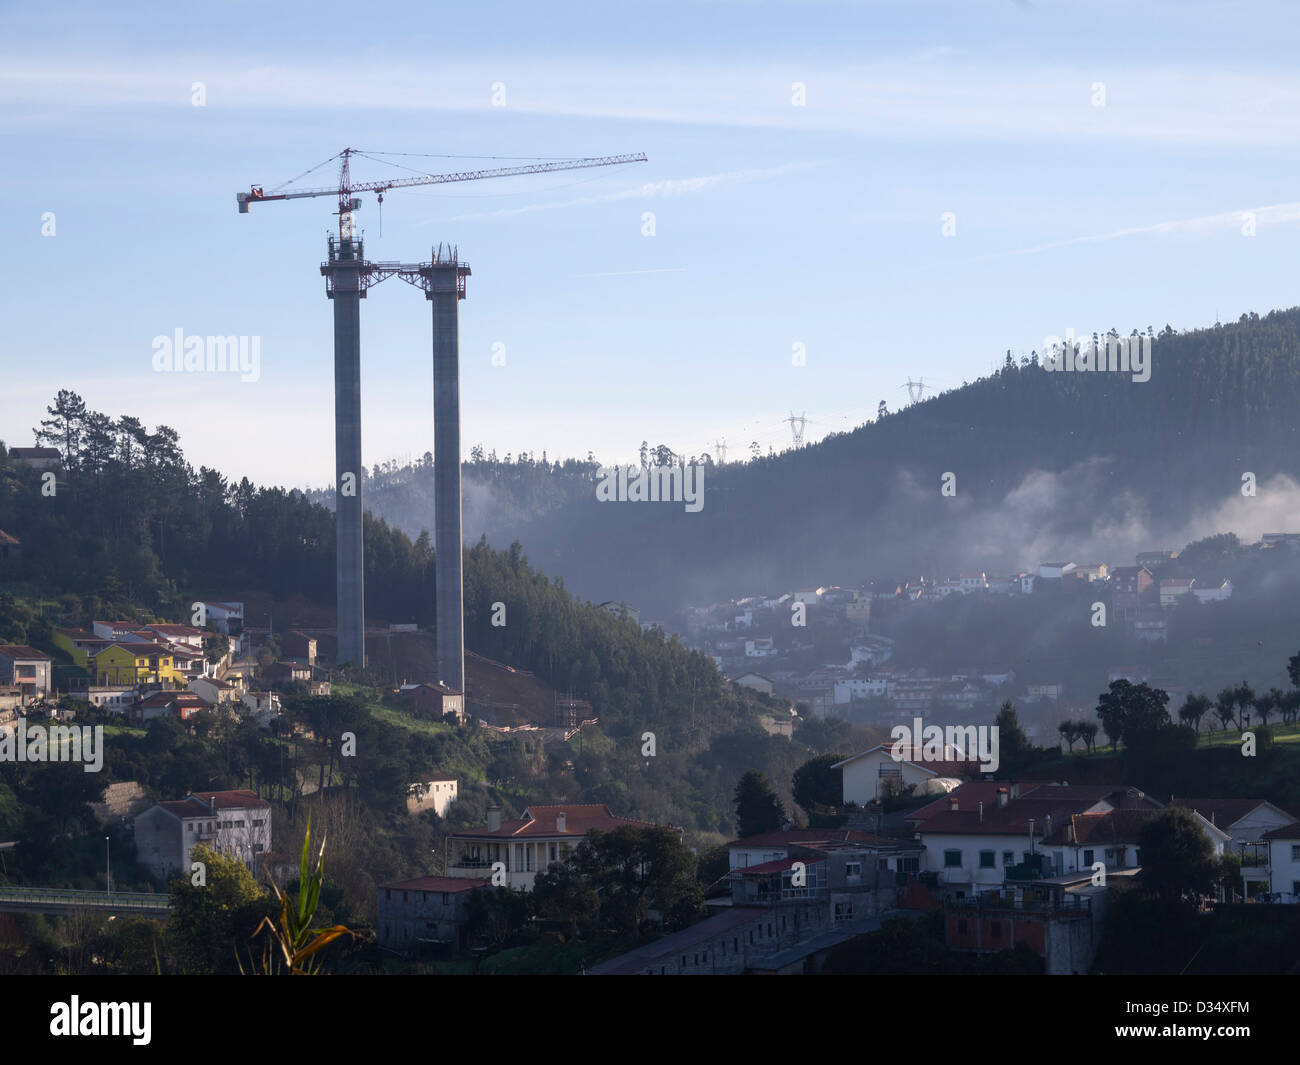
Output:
[429, 162, 817, 222]
[925, 200, 1300, 268]
[7, 56, 1300, 147]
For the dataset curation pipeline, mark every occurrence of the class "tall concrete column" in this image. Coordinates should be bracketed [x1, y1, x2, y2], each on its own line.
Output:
[323, 235, 367, 667]
[425, 251, 470, 694]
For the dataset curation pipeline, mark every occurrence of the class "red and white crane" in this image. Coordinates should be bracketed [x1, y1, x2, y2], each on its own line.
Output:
[237, 146, 648, 238]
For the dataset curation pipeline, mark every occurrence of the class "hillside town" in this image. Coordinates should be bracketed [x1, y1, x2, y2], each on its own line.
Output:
[667, 539, 1294, 737]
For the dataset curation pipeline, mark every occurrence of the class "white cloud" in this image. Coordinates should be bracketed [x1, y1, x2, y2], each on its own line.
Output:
[435, 163, 818, 222]
[6, 56, 1300, 147]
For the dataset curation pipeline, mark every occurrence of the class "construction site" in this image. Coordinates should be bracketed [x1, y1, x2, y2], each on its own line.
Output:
[236, 147, 648, 703]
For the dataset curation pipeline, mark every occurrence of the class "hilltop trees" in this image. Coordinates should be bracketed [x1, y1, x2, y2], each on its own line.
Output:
[1096, 680, 1170, 749]
[734, 770, 784, 838]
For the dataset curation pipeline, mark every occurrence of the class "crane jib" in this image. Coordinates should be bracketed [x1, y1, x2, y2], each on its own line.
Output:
[235, 152, 647, 213]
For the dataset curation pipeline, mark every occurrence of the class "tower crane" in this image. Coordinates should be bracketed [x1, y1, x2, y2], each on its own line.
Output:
[233, 146, 647, 673]
[237, 147, 648, 238]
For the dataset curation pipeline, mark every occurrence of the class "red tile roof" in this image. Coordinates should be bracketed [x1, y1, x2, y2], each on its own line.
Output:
[190, 789, 271, 810]
[832, 744, 982, 778]
[0, 645, 51, 660]
[1043, 809, 1157, 846]
[454, 803, 661, 839]
[56, 627, 98, 640]
[1169, 798, 1299, 827]
[1261, 822, 1300, 841]
[158, 799, 211, 819]
[726, 827, 886, 849]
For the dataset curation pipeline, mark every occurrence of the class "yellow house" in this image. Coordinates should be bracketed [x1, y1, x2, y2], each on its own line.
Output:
[89, 643, 182, 687]
[52, 627, 108, 669]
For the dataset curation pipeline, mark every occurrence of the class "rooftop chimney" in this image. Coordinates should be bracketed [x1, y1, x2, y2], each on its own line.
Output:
[486, 805, 501, 832]
[978, 801, 984, 823]
[556, 811, 567, 833]
[997, 787, 1009, 809]
[948, 796, 959, 811]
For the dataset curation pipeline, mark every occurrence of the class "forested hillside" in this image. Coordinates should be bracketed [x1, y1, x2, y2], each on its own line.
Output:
[474, 310, 1300, 613]
[0, 397, 745, 748]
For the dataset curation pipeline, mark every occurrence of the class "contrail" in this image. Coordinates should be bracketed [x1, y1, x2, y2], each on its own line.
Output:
[927, 199, 1300, 269]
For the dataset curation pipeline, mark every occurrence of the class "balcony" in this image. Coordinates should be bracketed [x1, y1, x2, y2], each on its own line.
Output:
[450, 856, 508, 872]
[948, 890, 1093, 916]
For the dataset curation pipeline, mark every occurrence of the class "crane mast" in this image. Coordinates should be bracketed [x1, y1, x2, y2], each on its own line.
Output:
[234, 146, 646, 674]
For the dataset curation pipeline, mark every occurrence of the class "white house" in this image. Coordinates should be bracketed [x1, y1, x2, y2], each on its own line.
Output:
[0, 645, 52, 702]
[1263, 824, 1300, 902]
[833, 744, 974, 804]
[791, 588, 827, 606]
[911, 783, 1224, 891]
[133, 789, 272, 880]
[445, 804, 666, 890]
[745, 638, 777, 658]
[407, 777, 459, 817]
[1037, 562, 1077, 580]
[1171, 799, 1300, 898]
[189, 675, 239, 706]
[959, 572, 988, 592]
[197, 601, 244, 638]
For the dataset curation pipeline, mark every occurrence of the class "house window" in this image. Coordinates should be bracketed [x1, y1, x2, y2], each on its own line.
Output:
[1292, 845, 1300, 862]
[900, 857, 919, 873]
[550, 844, 557, 862]
[1002, 851, 1014, 866]
[944, 850, 962, 868]
[834, 901, 853, 922]
[846, 861, 862, 876]
[733, 937, 738, 952]
[979, 851, 995, 869]
[442, 893, 449, 904]
[254, 843, 263, 853]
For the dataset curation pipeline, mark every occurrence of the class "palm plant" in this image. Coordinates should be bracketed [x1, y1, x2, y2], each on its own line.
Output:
[245, 816, 358, 975]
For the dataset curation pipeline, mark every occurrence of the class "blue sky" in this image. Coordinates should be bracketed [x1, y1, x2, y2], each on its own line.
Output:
[5, 0, 1300, 488]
